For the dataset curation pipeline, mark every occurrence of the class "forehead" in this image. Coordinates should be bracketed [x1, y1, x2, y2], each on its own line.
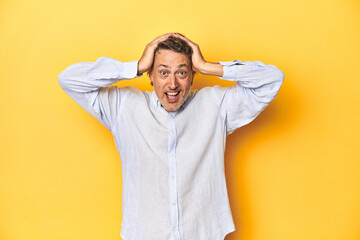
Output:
[154, 49, 191, 68]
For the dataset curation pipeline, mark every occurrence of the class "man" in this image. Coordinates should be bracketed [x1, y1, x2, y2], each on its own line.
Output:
[58, 33, 284, 240]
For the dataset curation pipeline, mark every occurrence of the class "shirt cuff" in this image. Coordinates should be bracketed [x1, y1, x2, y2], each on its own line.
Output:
[123, 60, 143, 78]
[87, 57, 142, 80]
[217, 60, 262, 81]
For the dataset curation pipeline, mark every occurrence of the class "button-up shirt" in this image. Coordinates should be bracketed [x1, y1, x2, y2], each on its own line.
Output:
[58, 56, 284, 240]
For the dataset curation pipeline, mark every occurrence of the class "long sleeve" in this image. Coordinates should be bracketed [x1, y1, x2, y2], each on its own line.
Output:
[216, 60, 284, 134]
[58, 57, 142, 132]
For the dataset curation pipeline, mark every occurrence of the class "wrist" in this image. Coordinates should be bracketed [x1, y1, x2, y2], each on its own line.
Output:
[197, 62, 223, 77]
[137, 61, 147, 75]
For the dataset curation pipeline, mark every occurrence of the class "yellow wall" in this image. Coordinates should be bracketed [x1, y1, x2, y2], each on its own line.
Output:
[1, 0, 359, 239]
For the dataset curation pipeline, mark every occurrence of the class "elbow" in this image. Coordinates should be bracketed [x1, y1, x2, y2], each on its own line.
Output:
[271, 67, 285, 91]
[272, 66, 285, 84]
[274, 69, 285, 93]
[264, 67, 285, 102]
[278, 69, 285, 84]
[57, 71, 68, 90]
[57, 62, 80, 90]
[57, 68, 73, 92]
[272, 69, 285, 99]
[265, 64, 285, 87]
[276, 70, 285, 93]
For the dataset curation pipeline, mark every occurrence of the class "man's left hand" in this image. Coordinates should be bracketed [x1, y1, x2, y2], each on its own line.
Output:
[175, 33, 223, 77]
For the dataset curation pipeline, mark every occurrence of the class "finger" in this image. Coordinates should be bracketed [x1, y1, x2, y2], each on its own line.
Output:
[174, 33, 196, 46]
[150, 33, 175, 46]
[153, 33, 171, 42]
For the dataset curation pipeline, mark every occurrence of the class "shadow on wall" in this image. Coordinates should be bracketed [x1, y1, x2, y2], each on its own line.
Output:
[222, 79, 302, 240]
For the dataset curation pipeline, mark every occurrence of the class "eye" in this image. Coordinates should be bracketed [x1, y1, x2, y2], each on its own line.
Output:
[160, 71, 167, 76]
[178, 71, 187, 76]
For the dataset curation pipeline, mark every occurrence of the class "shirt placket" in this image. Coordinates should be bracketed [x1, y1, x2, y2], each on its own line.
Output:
[167, 112, 181, 240]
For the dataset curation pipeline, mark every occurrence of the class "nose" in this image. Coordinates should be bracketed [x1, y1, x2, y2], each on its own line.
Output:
[168, 74, 179, 89]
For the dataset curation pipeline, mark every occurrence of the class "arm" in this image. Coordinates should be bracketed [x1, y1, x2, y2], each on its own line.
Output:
[58, 33, 177, 132]
[175, 34, 284, 134]
[58, 57, 142, 132]
[217, 60, 284, 134]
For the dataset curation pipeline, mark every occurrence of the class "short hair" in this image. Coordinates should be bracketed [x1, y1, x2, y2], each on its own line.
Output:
[148, 34, 194, 75]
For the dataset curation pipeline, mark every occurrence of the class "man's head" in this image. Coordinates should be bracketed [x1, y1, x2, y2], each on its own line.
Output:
[149, 35, 194, 112]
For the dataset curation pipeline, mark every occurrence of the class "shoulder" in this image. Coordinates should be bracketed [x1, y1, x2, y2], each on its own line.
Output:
[193, 85, 229, 102]
[184, 86, 230, 113]
[107, 86, 143, 96]
[98, 86, 147, 102]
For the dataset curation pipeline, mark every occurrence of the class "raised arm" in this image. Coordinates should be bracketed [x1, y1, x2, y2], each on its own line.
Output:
[58, 57, 142, 132]
[58, 33, 178, 132]
[176, 33, 284, 134]
[217, 60, 284, 134]
[175, 33, 224, 77]
[137, 33, 178, 74]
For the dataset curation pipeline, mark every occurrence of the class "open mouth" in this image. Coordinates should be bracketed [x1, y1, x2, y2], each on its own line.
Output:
[165, 91, 181, 103]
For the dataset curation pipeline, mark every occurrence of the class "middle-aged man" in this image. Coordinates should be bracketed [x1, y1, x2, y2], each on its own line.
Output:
[58, 32, 284, 240]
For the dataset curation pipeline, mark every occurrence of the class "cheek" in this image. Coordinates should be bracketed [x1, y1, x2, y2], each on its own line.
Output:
[153, 82, 165, 95]
[181, 78, 192, 90]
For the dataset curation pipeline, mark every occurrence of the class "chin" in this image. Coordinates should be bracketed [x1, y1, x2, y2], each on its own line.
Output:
[163, 103, 181, 112]
[160, 92, 190, 112]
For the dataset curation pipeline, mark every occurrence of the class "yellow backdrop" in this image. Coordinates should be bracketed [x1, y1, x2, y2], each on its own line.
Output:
[1, 0, 359, 239]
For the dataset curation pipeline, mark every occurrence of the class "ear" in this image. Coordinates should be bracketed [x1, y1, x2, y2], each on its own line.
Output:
[190, 72, 194, 86]
[149, 72, 154, 86]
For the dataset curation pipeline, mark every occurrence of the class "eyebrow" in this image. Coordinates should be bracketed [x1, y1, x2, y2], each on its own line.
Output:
[159, 64, 188, 69]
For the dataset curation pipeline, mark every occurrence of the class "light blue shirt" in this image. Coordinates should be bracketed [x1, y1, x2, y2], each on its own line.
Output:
[58, 57, 284, 240]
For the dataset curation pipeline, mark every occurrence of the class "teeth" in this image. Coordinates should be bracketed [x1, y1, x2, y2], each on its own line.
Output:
[167, 92, 179, 96]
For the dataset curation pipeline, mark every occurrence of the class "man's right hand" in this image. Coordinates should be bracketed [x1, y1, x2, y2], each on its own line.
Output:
[137, 33, 176, 75]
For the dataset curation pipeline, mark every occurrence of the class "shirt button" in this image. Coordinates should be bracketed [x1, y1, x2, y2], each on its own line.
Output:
[171, 176, 175, 179]
[173, 227, 177, 231]
[169, 113, 173, 117]
[170, 153, 174, 158]
[172, 202, 176, 206]
[170, 130, 174, 134]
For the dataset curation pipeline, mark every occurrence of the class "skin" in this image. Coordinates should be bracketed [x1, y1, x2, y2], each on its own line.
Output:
[150, 49, 193, 112]
[138, 33, 224, 112]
